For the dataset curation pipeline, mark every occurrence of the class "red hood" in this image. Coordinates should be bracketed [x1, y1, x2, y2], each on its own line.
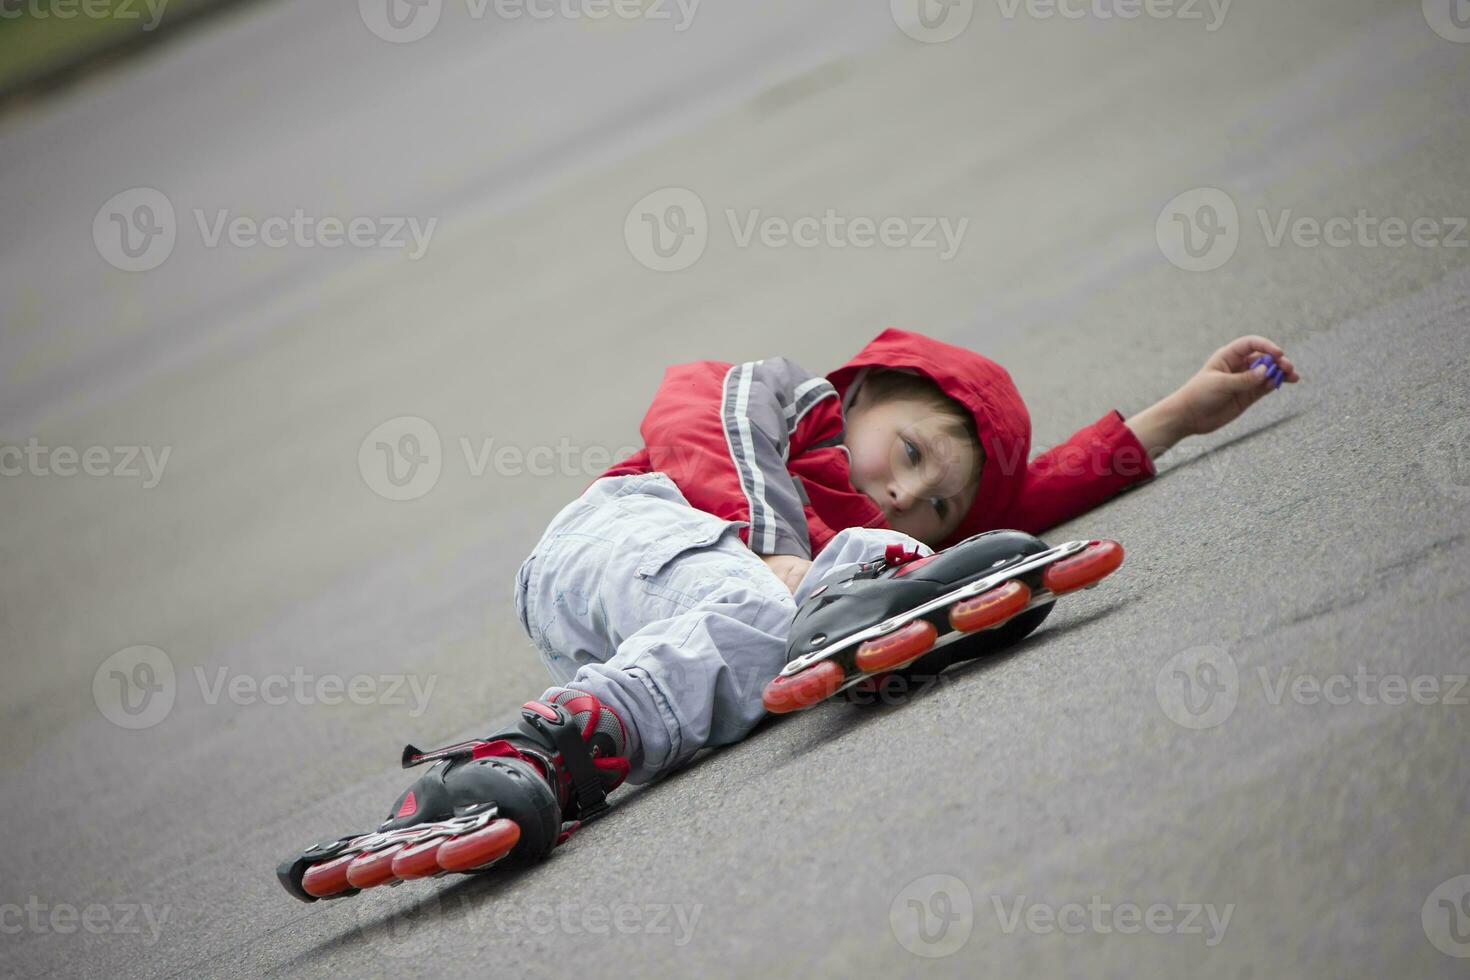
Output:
[827, 328, 1031, 548]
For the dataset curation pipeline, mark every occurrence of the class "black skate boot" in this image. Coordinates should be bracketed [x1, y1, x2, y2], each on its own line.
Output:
[762, 530, 1123, 713]
[277, 688, 629, 902]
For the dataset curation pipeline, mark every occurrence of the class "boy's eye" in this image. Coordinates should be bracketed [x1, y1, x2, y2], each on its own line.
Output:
[931, 497, 947, 518]
[903, 439, 919, 464]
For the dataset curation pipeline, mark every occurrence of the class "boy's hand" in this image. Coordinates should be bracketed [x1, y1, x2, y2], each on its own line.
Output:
[1128, 336, 1301, 456]
[760, 554, 814, 594]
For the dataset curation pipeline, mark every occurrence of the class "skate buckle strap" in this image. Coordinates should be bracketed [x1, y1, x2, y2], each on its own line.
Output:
[400, 739, 482, 769]
[521, 702, 610, 822]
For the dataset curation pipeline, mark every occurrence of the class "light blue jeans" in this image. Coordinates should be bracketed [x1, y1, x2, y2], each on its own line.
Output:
[512, 472, 929, 784]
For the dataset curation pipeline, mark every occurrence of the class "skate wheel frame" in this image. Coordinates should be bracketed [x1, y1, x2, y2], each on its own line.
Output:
[762, 539, 1125, 713]
[777, 539, 1095, 679]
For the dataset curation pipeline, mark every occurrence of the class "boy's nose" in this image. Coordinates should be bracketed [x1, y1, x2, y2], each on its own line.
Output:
[888, 484, 915, 513]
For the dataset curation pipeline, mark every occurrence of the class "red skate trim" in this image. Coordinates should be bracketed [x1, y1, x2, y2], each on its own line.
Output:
[470, 739, 523, 761]
[395, 791, 418, 819]
[523, 700, 559, 721]
[892, 554, 939, 577]
[594, 756, 631, 785]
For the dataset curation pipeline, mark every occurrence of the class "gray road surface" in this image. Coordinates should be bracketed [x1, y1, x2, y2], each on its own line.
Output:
[2, 1, 1468, 977]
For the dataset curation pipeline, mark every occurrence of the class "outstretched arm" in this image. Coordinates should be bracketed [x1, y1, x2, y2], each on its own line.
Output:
[1126, 335, 1301, 458]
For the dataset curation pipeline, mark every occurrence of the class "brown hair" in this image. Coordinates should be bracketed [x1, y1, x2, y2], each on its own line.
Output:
[855, 369, 981, 451]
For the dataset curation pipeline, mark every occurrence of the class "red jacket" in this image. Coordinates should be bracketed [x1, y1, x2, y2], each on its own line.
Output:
[599, 328, 1155, 558]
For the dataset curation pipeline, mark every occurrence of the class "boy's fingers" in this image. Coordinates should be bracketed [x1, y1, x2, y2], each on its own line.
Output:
[1218, 335, 1286, 371]
[1235, 364, 1271, 390]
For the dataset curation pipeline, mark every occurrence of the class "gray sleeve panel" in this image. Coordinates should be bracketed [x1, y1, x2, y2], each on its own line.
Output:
[721, 358, 837, 559]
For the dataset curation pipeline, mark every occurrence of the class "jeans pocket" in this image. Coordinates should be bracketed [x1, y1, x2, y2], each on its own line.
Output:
[636, 515, 750, 579]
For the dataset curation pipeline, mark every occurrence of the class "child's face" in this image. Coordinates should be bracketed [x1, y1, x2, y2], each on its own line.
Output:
[843, 392, 981, 547]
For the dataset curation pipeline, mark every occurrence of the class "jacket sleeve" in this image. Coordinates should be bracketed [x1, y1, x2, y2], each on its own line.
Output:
[639, 357, 838, 559]
[995, 410, 1155, 534]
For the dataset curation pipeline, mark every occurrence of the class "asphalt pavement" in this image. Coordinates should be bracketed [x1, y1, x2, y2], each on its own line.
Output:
[1, 1, 1467, 977]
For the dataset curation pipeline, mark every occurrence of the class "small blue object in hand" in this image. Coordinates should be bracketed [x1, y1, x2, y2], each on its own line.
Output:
[1250, 353, 1284, 389]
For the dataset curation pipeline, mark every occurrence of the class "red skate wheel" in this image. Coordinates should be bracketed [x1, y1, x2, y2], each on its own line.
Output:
[437, 819, 521, 873]
[854, 620, 938, 673]
[301, 853, 357, 899]
[762, 660, 846, 714]
[950, 580, 1031, 632]
[1041, 540, 1124, 594]
[345, 845, 405, 889]
[391, 838, 446, 880]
